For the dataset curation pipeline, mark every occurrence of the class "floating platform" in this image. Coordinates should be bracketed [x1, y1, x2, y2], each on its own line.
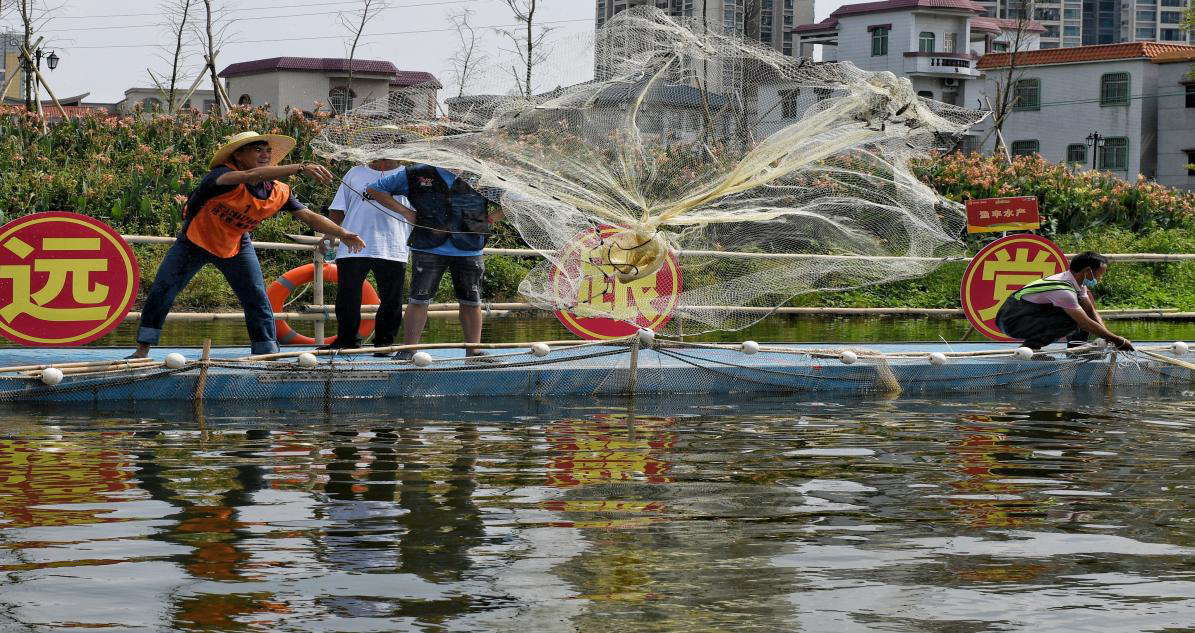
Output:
[0, 341, 1191, 403]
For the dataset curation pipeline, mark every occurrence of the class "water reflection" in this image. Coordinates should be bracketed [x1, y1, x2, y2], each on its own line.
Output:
[0, 391, 1193, 631]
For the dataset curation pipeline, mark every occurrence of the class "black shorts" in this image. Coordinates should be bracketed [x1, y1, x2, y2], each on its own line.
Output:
[408, 250, 484, 306]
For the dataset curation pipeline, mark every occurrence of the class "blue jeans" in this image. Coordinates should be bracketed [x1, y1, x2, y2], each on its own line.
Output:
[137, 236, 279, 354]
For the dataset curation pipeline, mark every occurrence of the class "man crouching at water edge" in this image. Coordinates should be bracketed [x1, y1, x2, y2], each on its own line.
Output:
[129, 132, 366, 358]
[996, 251, 1134, 354]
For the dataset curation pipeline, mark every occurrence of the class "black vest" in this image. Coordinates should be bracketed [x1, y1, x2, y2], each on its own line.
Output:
[404, 164, 490, 251]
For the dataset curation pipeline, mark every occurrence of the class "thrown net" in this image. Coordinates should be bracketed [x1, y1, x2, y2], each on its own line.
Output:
[314, 7, 987, 335]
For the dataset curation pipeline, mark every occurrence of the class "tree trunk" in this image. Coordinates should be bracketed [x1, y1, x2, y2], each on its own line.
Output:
[203, 0, 222, 115]
[168, 0, 192, 111]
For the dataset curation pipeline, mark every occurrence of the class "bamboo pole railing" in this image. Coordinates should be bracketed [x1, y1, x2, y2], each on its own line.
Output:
[120, 233, 1195, 339]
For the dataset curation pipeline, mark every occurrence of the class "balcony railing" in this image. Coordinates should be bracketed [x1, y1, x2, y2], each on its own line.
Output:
[903, 52, 982, 77]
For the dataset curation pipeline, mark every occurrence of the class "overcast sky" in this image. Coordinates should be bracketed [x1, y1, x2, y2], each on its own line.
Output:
[2, 0, 847, 103]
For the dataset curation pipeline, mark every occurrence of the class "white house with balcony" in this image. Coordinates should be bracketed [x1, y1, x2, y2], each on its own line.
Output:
[218, 57, 440, 118]
[793, 0, 1030, 107]
[975, 42, 1195, 186]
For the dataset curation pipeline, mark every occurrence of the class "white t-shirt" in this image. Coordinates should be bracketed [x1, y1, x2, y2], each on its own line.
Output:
[330, 165, 412, 262]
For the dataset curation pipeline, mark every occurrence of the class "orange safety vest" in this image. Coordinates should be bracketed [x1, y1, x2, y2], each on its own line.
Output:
[185, 165, 291, 258]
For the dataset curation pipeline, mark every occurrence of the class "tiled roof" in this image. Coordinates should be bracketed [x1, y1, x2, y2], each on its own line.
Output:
[50, 105, 116, 118]
[1150, 48, 1195, 64]
[830, 0, 986, 18]
[970, 16, 1047, 34]
[219, 57, 399, 78]
[978, 42, 1195, 69]
[794, 0, 986, 33]
[794, 18, 839, 33]
[390, 70, 443, 88]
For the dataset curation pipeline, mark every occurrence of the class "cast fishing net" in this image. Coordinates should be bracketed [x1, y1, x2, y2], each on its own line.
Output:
[313, 7, 987, 336]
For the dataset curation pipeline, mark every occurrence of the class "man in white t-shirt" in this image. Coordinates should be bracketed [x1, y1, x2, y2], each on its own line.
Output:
[324, 159, 413, 353]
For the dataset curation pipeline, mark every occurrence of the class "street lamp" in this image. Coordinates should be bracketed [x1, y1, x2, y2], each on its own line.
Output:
[33, 48, 59, 72]
[1085, 132, 1105, 170]
[22, 48, 59, 110]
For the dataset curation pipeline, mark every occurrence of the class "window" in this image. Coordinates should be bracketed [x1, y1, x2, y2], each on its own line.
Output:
[1136, 10, 1156, 21]
[1010, 140, 1039, 156]
[1014, 78, 1040, 110]
[329, 87, 355, 113]
[202, 100, 216, 113]
[1162, 0, 1184, 5]
[779, 89, 800, 118]
[1160, 10, 1183, 23]
[1187, 150, 1195, 176]
[993, 41, 1010, 52]
[917, 90, 935, 100]
[1064, 7, 1080, 18]
[943, 32, 956, 53]
[919, 31, 936, 52]
[1100, 137, 1128, 170]
[871, 27, 889, 56]
[1100, 73, 1129, 105]
[141, 97, 162, 111]
[237, 94, 252, 106]
[1187, 84, 1195, 108]
[1066, 144, 1087, 164]
[1138, 27, 1158, 38]
[1160, 28, 1185, 40]
[1064, 25, 1080, 36]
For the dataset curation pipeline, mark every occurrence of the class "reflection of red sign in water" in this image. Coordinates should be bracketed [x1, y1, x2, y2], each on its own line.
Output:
[966, 196, 1041, 233]
[961, 234, 1067, 341]
[0, 212, 139, 346]
[549, 226, 681, 340]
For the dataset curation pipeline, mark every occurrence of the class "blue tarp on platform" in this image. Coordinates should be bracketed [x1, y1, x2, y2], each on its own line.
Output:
[0, 342, 1190, 403]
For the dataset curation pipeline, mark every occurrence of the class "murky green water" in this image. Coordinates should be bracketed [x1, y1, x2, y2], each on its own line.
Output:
[2, 391, 1194, 632]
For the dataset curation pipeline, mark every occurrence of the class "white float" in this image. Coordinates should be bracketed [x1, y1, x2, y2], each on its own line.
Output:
[740, 340, 760, 355]
[40, 367, 63, 386]
[929, 352, 948, 366]
[296, 352, 318, 368]
[637, 328, 655, 345]
[1015, 346, 1035, 360]
[530, 342, 551, 357]
[840, 350, 858, 365]
[412, 351, 433, 367]
[164, 353, 187, 369]
[1171, 341, 1189, 356]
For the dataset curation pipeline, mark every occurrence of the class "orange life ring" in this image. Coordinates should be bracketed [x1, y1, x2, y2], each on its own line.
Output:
[268, 263, 380, 346]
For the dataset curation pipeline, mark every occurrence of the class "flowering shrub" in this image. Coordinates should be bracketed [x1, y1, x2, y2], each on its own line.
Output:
[0, 104, 338, 239]
[915, 152, 1195, 234]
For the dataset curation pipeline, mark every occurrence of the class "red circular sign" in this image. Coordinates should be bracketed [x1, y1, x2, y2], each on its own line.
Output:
[549, 226, 682, 340]
[961, 234, 1067, 341]
[0, 212, 139, 346]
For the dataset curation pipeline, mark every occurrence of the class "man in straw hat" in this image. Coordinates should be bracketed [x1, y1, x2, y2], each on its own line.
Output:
[129, 131, 366, 358]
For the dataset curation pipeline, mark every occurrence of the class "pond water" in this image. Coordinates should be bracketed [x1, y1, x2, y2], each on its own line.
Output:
[1, 389, 1194, 632]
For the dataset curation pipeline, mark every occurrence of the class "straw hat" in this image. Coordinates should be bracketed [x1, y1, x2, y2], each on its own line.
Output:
[209, 131, 296, 169]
